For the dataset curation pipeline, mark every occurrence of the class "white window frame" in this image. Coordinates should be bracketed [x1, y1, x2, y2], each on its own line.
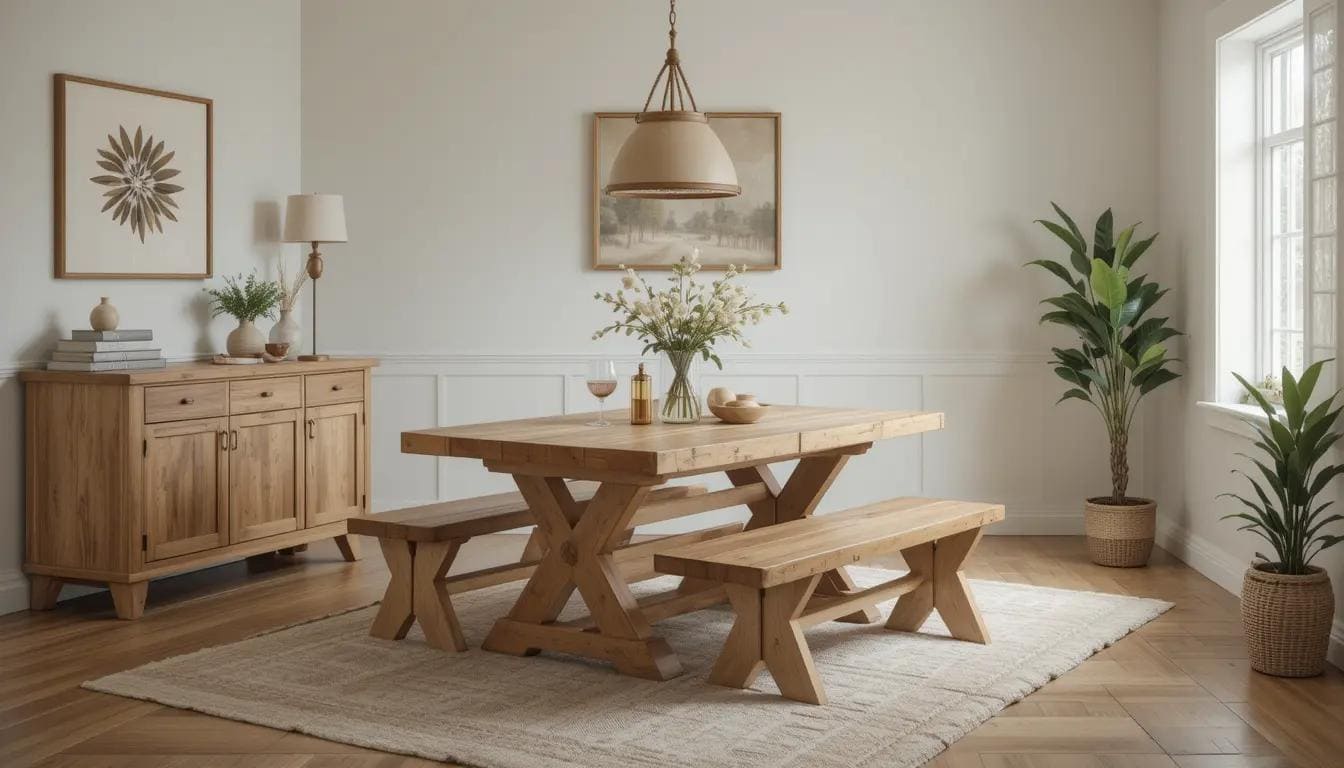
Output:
[1256, 25, 1307, 381]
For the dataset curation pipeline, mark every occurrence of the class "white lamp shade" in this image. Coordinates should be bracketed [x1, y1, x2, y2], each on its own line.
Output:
[283, 194, 347, 243]
[606, 112, 740, 199]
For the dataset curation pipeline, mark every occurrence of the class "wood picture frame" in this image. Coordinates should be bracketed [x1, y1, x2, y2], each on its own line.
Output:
[592, 112, 781, 271]
[54, 74, 213, 279]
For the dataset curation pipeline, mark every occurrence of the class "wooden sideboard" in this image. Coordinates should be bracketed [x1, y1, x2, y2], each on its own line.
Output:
[20, 358, 376, 619]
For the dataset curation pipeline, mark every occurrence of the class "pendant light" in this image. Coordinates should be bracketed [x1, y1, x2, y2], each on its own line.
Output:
[605, 0, 740, 199]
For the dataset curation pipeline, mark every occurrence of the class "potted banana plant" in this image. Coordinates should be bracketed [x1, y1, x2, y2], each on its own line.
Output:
[1029, 204, 1182, 566]
[1226, 360, 1342, 677]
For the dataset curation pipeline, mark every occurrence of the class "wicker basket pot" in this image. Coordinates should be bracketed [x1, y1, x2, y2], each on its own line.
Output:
[1242, 564, 1334, 677]
[1084, 497, 1156, 567]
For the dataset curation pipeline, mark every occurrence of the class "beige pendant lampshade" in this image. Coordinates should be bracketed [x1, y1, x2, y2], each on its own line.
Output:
[282, 194, 347, 243]
[604, 0, 740, 200]
[607, 113, 739, 199]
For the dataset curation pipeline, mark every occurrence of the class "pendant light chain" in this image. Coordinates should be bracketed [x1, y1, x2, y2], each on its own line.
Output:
[640, 0, 699, 115]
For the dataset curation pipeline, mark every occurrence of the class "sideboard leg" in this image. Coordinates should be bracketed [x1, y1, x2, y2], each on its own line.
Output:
[109, 581, 148, 620]
[335, 534, 362, 562]
[29, 575, 64, 611]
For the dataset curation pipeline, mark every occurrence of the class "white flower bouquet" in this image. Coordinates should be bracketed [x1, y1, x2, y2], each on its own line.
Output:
[592, 250, 787, 422]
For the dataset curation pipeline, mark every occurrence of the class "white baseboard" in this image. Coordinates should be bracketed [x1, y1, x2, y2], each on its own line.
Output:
[1156, 517, 1344, 670]
[0, 569, 28, 615]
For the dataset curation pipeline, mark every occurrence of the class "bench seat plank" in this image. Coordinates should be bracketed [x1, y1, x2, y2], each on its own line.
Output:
[654, 498, 1005, 588]
[347, 482, 600, 542]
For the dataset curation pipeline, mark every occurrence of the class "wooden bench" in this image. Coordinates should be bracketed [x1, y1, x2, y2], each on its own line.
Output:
[348, 481, 708, 652]
[653, 497, 1005, 704]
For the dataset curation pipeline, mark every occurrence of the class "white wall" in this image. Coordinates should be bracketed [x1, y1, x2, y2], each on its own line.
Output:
[303, 0, 1163, 533]
[0, 0, 302, 613]
[1155, 0, 1344, 665]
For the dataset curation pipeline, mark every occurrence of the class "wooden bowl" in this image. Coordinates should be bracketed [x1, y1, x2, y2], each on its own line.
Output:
[264, 342, 290, 359]
[709, 402, 770, 424]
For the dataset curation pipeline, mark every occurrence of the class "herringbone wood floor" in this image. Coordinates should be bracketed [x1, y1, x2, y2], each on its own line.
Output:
[2, 535, 1342, 768]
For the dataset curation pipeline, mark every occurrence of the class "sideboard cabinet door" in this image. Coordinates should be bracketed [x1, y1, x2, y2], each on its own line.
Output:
[305, 401, 365, 527]
[230, 409, 304, 543]
[144, 417, 229, 561]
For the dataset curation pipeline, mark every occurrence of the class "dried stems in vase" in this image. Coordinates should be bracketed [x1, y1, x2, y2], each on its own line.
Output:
[277, 256, 308, 312]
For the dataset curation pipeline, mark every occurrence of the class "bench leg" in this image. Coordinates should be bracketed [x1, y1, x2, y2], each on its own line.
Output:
[371, 539, 416, 640]
[932, 527, 989, 644]
[413, 540, 468, 652]
[708, 584, 766, 688]
[885, 528, 989, 644]
[886, 543, 935, 631]
[762, 575, 826, 705]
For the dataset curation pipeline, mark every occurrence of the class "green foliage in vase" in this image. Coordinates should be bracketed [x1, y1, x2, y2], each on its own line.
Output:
[1029, 203, 1183, 504]
[1225, 360, 1344, 574]
[204, 272, 283, 323]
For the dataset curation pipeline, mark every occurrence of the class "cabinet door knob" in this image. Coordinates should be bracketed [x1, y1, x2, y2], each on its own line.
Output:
[180, 397, 195, 405]
[260, 391, 273, 398]
[331, 384, 343, 391]
[219, 431, 228, 450]
[229, 430, 238, 451]
[307, 419, 316, 439]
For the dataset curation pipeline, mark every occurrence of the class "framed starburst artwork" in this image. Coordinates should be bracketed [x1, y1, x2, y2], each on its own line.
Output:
[54, 74, 212, 278]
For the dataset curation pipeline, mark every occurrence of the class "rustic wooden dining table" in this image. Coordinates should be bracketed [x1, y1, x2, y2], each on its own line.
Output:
[400, 405, 944, 680]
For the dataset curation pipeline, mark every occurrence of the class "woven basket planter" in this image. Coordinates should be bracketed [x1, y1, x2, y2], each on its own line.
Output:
[1084, 497, 1156, 567]
[1242, 564, 1334, 677]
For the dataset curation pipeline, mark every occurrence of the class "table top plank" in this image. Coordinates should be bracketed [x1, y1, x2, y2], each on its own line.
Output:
[402, 406, 943, 479]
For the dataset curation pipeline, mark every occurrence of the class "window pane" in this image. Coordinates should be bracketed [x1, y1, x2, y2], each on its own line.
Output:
[1315, 293, 1336, 346]
[1314, 236, 1336, 291]
[1315, 176, 1337, 233]
[1315, 67, 1336, 123]
[1290, 44, 1306, 129]
[1314, 7, 1337, 70]
[1272, 142, 1305, 235]
[1314, 120, 1335, 177]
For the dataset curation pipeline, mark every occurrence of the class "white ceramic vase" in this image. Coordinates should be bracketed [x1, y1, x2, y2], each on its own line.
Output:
[89, 297, 119, 331]
[226, 319, 266, 357]
[269, 308, 302, 360]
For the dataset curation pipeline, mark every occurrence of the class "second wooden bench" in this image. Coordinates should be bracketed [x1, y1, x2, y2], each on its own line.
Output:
[654, 497, 1005, 705]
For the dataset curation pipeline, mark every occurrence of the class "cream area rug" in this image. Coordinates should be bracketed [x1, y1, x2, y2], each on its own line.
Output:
[85, 567, 1171, 768]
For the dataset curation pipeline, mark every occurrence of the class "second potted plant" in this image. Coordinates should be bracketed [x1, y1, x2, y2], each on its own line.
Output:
[1226, 360, 1343, 676]
[205, 272, 283, 357]
[1030, 204, 1183, 566]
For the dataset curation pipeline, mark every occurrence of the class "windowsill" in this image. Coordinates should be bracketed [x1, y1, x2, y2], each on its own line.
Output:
[1196, 400, 1269, 439]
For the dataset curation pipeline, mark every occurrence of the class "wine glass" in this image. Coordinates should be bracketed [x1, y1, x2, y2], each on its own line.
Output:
[586, 360, 618, 427]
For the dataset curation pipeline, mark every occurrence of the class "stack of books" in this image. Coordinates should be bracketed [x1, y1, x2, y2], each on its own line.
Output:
[47, 329, 167, 372]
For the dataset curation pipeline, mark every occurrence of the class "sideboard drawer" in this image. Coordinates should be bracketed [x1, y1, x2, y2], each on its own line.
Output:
[144, 382, 229, 423]
[230, 376, 303, 414]
[305, 370, 364, 405]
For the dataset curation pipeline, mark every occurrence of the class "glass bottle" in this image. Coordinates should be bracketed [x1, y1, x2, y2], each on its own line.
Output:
[630, 362, 653, 425]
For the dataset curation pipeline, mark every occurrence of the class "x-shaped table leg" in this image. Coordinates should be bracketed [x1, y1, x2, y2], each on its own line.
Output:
[481, 475, 683, 680]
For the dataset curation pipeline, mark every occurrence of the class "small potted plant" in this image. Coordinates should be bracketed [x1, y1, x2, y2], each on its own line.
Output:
[1029, 204, 1182, 566]
[205, 272, 283, 357]
[1226, 360, 1342, 677]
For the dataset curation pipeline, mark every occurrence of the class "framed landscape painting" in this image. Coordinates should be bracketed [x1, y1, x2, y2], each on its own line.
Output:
[592, 112, 780, 270]
[54, 74, 212, 278]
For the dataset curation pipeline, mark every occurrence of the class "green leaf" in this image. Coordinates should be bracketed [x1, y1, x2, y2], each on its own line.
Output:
[1057, 388, 1092, 405]
[1051, 202, 1086, 248]
[1036, 220, 1085, 255]
[1112, 224, 1136, 266]
[1121, 233, 1158, 268]
[1069, 249, 1091, 276]
[1094, 208, 1114, 255]
[1090, 259, 1127, 310]
[1140, 344, 1165, 367]
[1298, 358, 1328, 402]
[1026, 259, 1082, 292]
[1281, 367, 1304, 431]
[1138, 368, 1179, 394]
[1234, 371, 1279, 418]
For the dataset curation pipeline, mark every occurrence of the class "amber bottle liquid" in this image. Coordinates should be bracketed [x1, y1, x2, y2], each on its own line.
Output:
[630, 363, 653, 425]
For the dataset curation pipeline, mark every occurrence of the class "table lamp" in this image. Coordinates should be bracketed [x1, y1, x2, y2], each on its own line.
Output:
[282, 194, 347, 361]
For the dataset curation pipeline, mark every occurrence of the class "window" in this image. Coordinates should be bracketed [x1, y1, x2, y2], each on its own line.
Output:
[1260, 29, 1307, 378]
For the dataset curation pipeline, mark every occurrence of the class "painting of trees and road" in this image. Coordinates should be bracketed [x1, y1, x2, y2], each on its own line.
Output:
[593, 113, 779, 270]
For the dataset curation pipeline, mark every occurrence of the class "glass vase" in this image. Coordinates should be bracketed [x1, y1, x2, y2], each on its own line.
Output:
[660, 349, 702, 423]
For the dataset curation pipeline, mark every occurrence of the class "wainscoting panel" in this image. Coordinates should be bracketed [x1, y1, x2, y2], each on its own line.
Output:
[361, 353, 1114, 535]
